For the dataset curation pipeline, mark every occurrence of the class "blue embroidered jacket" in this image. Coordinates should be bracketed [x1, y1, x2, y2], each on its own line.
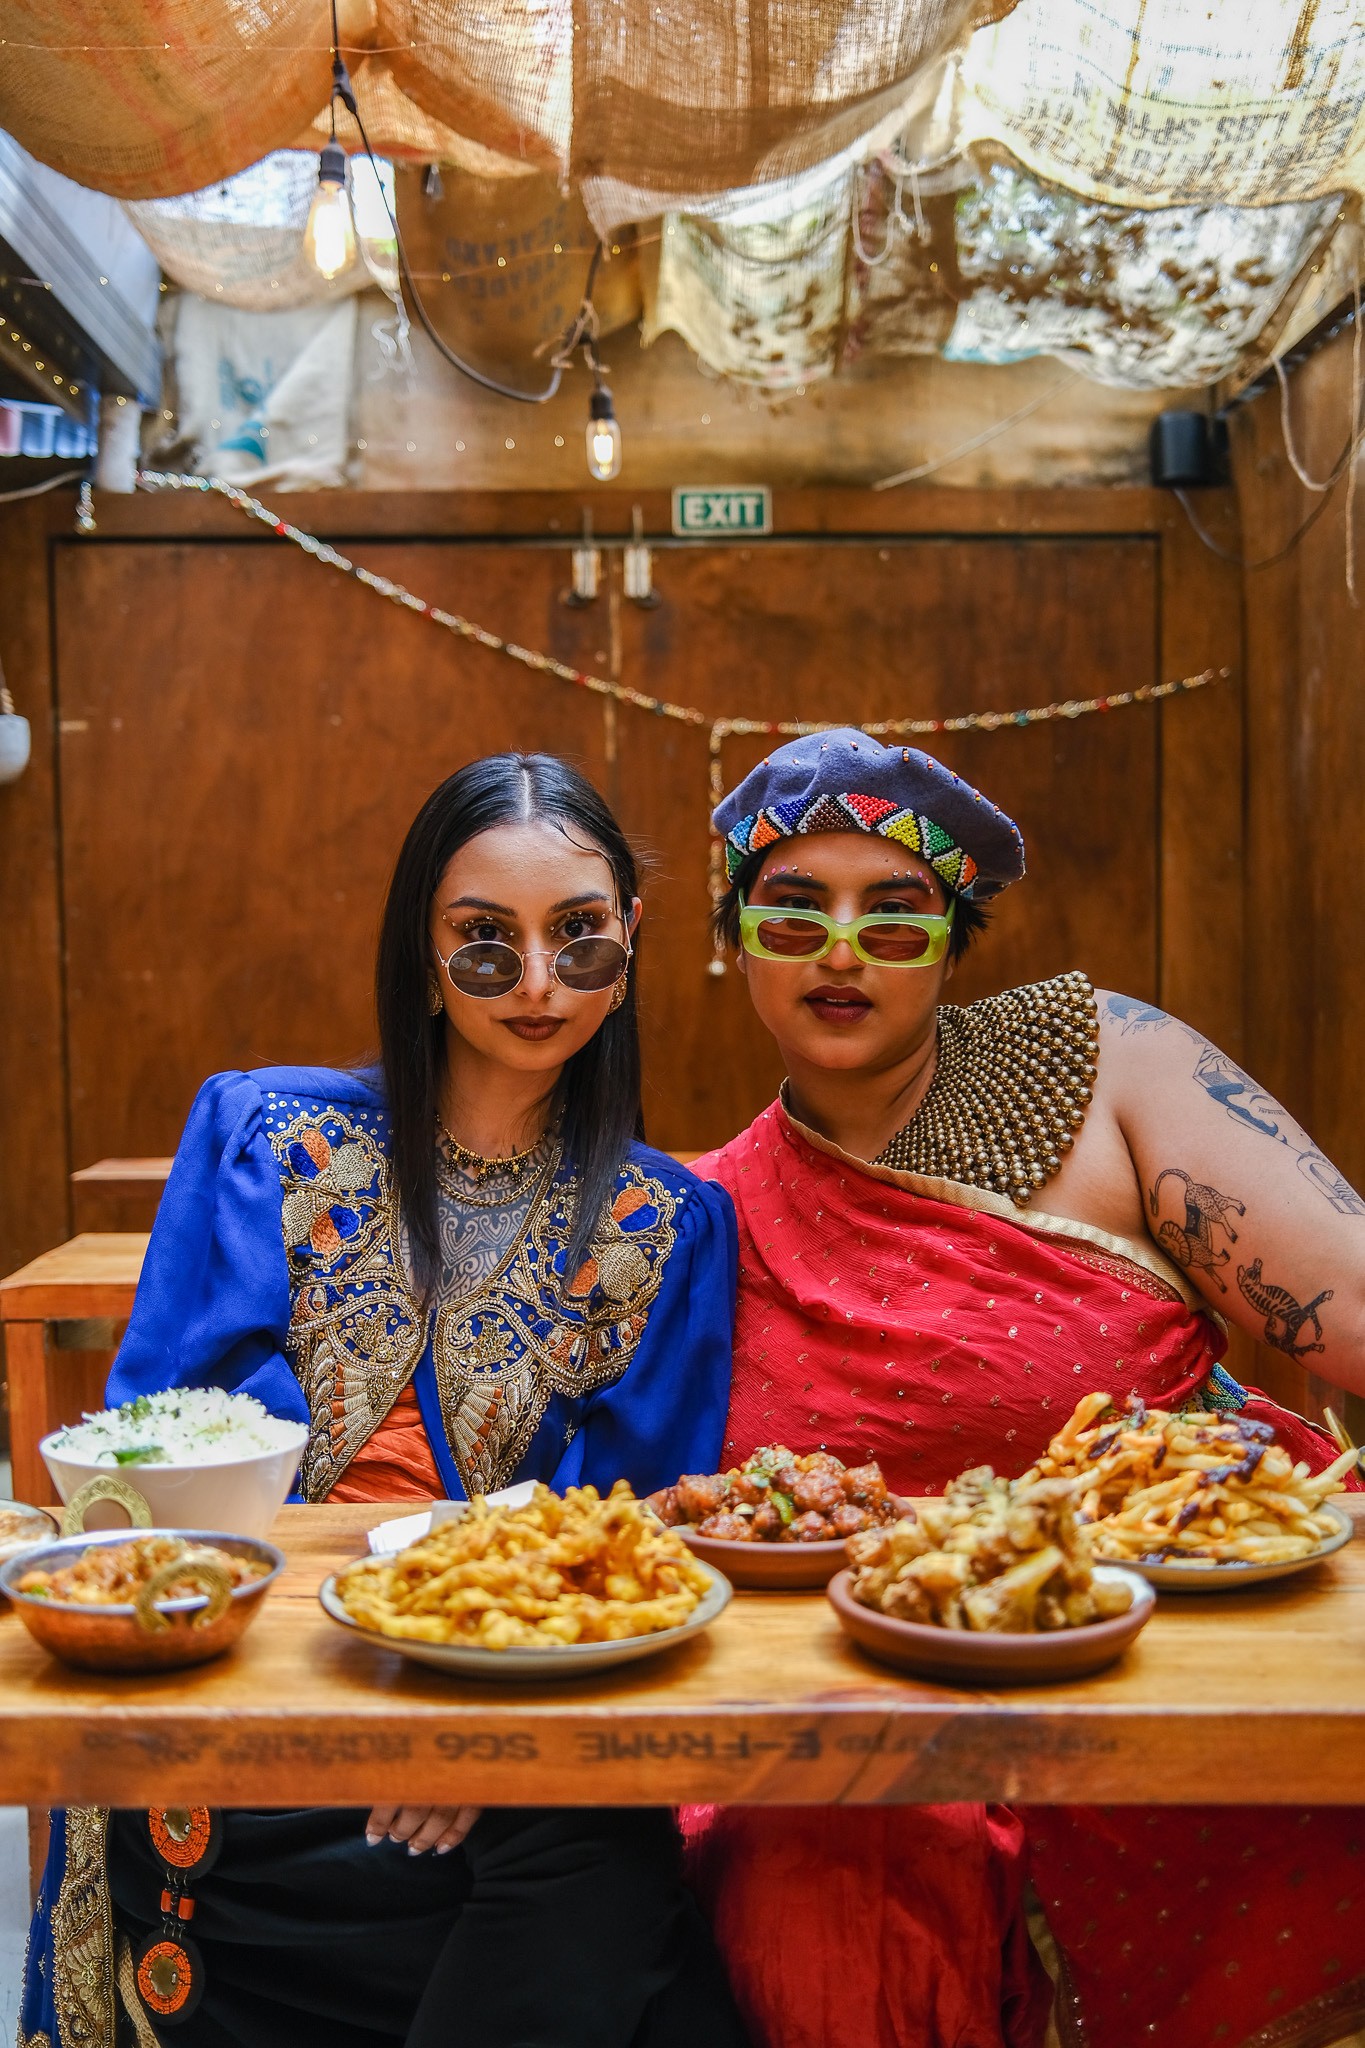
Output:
[105, 1065, 737, 1501]
[21, 1066, 736, 2048]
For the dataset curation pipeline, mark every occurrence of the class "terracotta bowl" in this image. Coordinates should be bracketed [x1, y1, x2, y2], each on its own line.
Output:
[826, 1565, 1155, 1685]
[0, 1529, 285, 1673]
[678, 1526, 849, 1589]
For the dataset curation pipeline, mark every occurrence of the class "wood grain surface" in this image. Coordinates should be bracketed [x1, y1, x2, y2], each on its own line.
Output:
[0, 1501, 1359, 1810]
[0, 1234, 147, 1320]
[70, 1159, 172, 1235]
[49, 529, 1172, 1161]
[1231, 327, 1365, 1438]
[0, 1237, 145, 1502]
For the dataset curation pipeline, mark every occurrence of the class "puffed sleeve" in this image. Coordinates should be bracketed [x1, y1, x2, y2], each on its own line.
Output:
[105, 1071, 308, 1426]
[550, 1174, 737, 1497]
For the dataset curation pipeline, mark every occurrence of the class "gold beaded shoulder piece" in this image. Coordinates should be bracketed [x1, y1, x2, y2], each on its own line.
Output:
[876, 970, 1099, 1206]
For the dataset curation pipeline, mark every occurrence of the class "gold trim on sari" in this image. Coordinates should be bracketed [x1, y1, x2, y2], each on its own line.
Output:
[776, 1094, 1218, 1323]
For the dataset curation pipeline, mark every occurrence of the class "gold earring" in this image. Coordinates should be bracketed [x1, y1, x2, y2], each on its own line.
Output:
[608, 973, 629, 1013]
[427, 970, 444, 1016]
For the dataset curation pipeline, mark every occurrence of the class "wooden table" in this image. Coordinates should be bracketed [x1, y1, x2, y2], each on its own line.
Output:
[1, 1501, 1363, 1810]
[70, 1158, 172, 1234]
[0, 1234, 144, 1504]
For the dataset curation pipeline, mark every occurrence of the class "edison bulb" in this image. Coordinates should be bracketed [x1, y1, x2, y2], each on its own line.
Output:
[586, 387, 622, 480]
[306, 143, 356, 281]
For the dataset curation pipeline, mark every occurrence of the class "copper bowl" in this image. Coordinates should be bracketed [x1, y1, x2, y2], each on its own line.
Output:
[0, 1528, 285, 1673]
[826, 1565, 1155, 1685]
[678, 1526, 849, 1589]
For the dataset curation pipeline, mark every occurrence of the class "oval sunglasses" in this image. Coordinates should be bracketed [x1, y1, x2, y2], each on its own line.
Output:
[738, 893, 954, 967]
[437, 923, 631, 1000]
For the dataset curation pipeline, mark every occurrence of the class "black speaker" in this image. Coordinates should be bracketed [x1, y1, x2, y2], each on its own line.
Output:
[1149, 410, 1227, 488]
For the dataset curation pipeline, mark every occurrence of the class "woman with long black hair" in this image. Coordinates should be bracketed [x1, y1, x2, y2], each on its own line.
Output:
[22, 754, 745, 2048]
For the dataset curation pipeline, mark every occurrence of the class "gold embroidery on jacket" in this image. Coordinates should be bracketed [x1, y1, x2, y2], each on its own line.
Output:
[115, 1934, 162, 2048]
[269, 1099, 681, 1500]
[268, 1103, 428, 1500]
[36, 1806, 115, 2048]
[432, 1164, 678, 1495]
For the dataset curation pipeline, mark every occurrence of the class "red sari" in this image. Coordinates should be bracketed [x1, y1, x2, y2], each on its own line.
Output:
[691, 1101, 1364, 2048]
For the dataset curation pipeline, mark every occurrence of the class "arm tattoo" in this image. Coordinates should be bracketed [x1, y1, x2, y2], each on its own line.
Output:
[1235, 1259, 1333, 1357]
[1104, 994, 1174, 1035]
[1104, 996, 1365, 1217]
[1189, 1046, 1365, 1217]
[1147, 1166, 1245, 1293]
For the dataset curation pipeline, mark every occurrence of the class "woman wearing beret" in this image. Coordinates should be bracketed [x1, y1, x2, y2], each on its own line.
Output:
[22, 754, 747, 2048]
[685, 728, 1365, 2048]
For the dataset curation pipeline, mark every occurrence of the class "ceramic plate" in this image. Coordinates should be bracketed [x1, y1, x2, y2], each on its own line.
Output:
[1099, 1501, 1354, 1591]
[826, 1564, 1155, 1685]
[318, 1558, 733, 1679]
[0, 1503, 58, 1586]
[678, 1526, 848, 1589]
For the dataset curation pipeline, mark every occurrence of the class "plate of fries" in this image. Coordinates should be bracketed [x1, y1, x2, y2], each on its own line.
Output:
[1024, 1393, 1357, 1589]
[321, 1480, 732, 1677]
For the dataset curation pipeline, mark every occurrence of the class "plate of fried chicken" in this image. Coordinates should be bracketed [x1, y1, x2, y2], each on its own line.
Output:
[647, 1447, 913, 1588]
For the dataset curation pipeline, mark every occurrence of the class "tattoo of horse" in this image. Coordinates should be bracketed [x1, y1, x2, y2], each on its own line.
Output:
[1148, 1167, 1245, 1293]
[1191, 1047, 1365, 1218]
[1236, 1258, 1333, 1357]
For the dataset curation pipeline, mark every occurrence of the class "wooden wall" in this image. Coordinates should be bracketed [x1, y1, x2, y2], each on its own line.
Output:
[2, 481, 1242, 1228]
[11, 466, 1326, 1417]
[1229, 323, 1365, 1432]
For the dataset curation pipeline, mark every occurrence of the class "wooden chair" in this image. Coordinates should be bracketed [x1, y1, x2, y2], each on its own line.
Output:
[69, 1157, 171, 1234]
[0, 1237, 143, 1504]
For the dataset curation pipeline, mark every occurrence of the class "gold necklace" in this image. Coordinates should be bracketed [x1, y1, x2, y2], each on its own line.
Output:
[875, 971, 1098, 1206]
[435, 1117, 551, 1208]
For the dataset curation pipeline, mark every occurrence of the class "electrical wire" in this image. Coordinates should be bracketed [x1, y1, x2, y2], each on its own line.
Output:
[872, 376, 1071, 490]
[1177, 316, 1365, 572]
[1175, 477, 1342, 569]
[0, 467, 87, 503]
[325, 0, 602, 406]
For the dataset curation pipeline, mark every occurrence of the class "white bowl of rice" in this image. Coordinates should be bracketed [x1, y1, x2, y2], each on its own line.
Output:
[41, 1390, 309, 1540]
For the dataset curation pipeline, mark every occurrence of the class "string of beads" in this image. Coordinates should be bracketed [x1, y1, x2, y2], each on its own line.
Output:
[129, 471, 1227, 965]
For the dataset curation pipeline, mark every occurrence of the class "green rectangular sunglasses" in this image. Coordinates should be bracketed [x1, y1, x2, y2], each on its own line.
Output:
[737, 894, 954, 967]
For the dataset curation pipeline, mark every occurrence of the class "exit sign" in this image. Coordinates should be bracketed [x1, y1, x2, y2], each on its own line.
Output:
[671, 486, 772, 536]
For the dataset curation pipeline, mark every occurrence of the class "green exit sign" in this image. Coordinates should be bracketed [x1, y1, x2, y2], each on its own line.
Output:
[671, 486, 772, 537]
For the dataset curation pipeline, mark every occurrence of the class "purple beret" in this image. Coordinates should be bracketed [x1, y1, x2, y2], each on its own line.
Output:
[712, 728, 1026, 902]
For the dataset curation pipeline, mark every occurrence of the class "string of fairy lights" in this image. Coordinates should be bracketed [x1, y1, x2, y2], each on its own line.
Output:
[296, 0, 623, 473]
[130, 466, 1228, 969]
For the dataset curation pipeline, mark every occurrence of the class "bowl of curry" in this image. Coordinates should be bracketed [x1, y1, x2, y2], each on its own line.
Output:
[0, 1528, 284, 1672]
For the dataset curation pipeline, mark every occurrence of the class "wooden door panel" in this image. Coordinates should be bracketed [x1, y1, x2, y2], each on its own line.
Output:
[54, 531, 1160, 1167]
[55, 540, 610, 1162]
[616, 538, 1160, 1149]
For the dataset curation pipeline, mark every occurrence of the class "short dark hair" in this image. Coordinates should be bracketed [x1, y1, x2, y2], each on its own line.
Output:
[376, 753, 643, 1297]
[711, 844, 989, 962]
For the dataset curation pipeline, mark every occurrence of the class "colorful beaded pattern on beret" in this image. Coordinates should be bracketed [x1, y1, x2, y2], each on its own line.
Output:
[724, 790, 981, 896]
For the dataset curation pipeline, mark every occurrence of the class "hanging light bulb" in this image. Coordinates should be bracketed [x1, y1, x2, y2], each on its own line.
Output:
[586, 385, 622, 481]
[305, 140, 356, 281]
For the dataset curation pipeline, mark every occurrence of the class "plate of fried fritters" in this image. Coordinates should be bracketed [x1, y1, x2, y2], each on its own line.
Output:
[321, 1480, 732, 1678]
[828, 1465, 1152, 1683]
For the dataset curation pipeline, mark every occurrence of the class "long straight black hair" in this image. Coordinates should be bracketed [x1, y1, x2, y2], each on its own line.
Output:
[376, 753, 644, 1297]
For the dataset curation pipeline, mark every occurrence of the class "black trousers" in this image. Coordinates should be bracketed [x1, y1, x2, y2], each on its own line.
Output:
[108, 1806, 747, 2048]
